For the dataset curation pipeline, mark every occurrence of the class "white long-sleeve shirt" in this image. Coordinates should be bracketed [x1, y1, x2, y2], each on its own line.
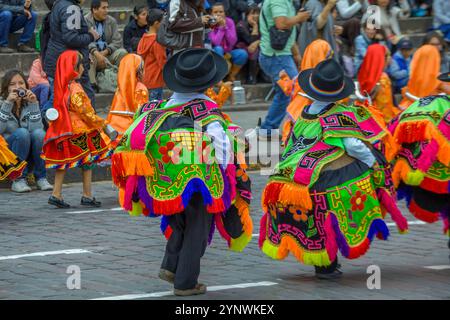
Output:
[307, 101, 376, 168]
[165, 92, 232, 167]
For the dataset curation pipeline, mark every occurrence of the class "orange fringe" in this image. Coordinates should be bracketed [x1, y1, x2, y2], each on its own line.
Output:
[111, 152, 154, 186]
[235, 196, 253, 237]
[262, 181, 313, 212]
[391, 159, 414, 188]
[393, 120, 450, 166]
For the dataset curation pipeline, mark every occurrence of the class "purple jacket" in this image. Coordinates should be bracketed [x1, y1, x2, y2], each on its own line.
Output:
[208, 17, 237, 53]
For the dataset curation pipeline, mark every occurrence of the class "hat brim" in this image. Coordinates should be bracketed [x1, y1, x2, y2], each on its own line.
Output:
[297, 68, 355, 102]
[438, 72, 450, 82]
[163, 49, 229, 93]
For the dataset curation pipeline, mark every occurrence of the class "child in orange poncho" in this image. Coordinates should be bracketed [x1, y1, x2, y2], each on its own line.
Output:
[278, 40, 334, 145]
[357, 43, 400, 123]
[107, 54, 149, 143]
[0, 135, 26, 181]
[42, 50, 111, 209]
[399, 44, 450, 109]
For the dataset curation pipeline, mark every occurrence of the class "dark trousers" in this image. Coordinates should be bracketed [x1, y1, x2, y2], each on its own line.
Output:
[161, 193, 213, 290]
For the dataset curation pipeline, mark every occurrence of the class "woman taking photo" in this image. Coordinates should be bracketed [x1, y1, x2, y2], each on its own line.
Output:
[0, 70, 52, 193]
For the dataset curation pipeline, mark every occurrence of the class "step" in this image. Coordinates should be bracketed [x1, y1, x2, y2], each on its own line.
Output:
[398, 17, 433, 34]
[31, 0, 148, 11]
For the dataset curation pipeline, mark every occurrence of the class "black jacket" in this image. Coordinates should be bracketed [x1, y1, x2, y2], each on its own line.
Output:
[123, 19, 147, 53]
[43, 0, 94, 78]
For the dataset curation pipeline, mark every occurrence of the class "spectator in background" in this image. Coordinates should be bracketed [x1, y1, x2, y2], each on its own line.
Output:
[209, 3, 248, 81]
[388, 38, 413, 93]
[423, 31, 449, 73]
[168, 0, 212, 51]
[28, 58, 50, 109]
[236, 5, 261, 84]
[138, 9, 167, 100]
[354, 19, 388, 72]
[432, 0, 450, 43]
[0, 0, 37, 53]
[334, 0, 368, 56]
[85, 0, 127, 89]
[44, 0, 100, 112]
[364, 0, 410, 47]
[0, 70, 52, 193]
[147, 0, 170, 11]
[36, 0, 55, 61]
[298, 0, 338, 59]
[409, 0, 431, 17]
[247, 0, 310, 139]
[208, 0, 248, 22]
[124, 5, 148, 53]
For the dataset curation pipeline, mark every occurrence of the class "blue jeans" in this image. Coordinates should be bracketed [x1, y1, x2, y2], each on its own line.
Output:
[31, 83, 50, 110]
[149, 87, 163, 101]
[42, 77, 54, 116]
[213, 46, 249, 66]
[0, 10, 37, 47]
[6, 128, 47, 180]
[258, 53, 298, 132]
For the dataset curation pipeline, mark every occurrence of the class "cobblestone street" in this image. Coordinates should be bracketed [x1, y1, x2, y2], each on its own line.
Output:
[1, 172, 449, 300]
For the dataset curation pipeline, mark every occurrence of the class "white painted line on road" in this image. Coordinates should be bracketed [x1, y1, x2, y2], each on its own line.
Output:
[67, 207, 123, 214]
[424, 265, 450, 270]
[387, 220, 426, 227]
[0, 249, 92, 261]
[91, 281, 278, 300]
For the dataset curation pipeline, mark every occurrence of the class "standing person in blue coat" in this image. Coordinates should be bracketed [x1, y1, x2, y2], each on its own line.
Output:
[43, 0, 100, 113]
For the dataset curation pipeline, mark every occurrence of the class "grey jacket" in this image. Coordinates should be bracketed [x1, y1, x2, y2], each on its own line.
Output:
[84, 12, 123, 55]
[0, 98, 43, 140]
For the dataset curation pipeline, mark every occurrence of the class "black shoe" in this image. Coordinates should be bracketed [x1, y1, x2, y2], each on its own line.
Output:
[81, 196, 101, 207]
[48, 196, 71, 209]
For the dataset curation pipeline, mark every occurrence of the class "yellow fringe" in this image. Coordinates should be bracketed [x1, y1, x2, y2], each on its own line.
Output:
[230, 233, 252, 252]
[392, 158, 427, 187]
[129, 201, 143, 217]
[261, 237, 331, 267]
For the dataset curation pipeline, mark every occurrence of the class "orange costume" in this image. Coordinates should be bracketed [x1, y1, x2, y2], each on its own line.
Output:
[42, 50, 111, 169]
[107, 54, 149, 140]
[399, 45, 450, 109]
[205, 83, 233, 122]
[357, 44, 399, 123]
[0, 135, 26, 181]
[278, 40, 333, 144]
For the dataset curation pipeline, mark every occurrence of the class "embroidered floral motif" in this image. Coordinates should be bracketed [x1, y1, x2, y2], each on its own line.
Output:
[159, 141, 182, 164]
[350, 190, 367, 212]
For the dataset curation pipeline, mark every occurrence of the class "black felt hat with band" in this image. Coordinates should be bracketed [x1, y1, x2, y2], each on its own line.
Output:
[298, 59, 355, 102]
[163, 48, 228, 93]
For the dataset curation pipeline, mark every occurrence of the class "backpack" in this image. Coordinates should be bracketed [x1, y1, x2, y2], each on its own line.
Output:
[96, 61, 118, 93]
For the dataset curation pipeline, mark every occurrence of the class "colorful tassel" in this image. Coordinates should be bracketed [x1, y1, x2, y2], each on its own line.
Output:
[409, 199, 440, 223]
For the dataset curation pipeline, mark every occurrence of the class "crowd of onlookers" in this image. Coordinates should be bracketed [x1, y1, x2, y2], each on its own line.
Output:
[0, 0, 449, 192]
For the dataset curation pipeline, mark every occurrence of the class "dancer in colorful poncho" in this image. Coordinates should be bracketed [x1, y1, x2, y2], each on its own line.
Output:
[111, 49, 252, 296]
[260, 59, 408, 279]
[0, 135, 26, 181]
[390, 71, 450, 249]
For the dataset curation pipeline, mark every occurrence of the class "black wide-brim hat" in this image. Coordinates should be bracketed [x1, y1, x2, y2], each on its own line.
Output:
[438, 72, 450, 82]
[163, 48, 229, 93]
[298, 59, 355, 102]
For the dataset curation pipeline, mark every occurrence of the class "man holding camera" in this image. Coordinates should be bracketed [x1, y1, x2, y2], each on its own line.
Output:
[247, 0, 310, 140]
[0, 0, 37, 53]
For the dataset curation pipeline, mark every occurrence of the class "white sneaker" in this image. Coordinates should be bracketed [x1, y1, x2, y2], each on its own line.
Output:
[36, 178, 53, 191]
[11, 179, 32, 193]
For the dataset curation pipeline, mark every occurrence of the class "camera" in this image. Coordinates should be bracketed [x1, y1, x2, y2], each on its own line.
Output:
[15, 88, 27, 98]
[208, 17, 217, 25]
[299, 8, 313, 22]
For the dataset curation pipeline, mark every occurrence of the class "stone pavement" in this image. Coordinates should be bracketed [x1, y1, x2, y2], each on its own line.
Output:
[0, 172, 449, 300]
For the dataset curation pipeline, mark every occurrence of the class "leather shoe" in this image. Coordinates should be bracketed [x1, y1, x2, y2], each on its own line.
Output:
[81, 196, 101, 207]
[48, 196, 71, 209]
